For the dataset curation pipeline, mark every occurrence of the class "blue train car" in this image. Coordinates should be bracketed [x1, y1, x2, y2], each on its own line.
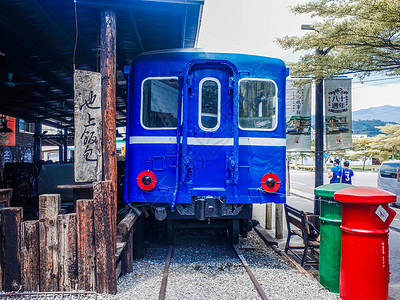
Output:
[124, 49, 287, 242]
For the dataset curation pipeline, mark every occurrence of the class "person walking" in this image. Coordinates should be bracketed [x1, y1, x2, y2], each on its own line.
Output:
[328, 159, 342, 184]
[341, 161, 354, 185]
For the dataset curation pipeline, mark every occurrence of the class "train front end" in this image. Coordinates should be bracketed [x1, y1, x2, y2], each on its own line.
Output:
[124, 50, 287, 242]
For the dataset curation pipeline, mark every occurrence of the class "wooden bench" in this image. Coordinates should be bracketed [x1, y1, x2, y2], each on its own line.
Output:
[284, 204, 320, 268]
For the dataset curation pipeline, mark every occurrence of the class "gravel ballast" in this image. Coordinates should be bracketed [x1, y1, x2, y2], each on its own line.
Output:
[100, 230, 338, 300]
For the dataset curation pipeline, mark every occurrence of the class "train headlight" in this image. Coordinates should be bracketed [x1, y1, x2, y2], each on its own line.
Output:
[261, 172, 280, 193]
[137, 170, 157, 191]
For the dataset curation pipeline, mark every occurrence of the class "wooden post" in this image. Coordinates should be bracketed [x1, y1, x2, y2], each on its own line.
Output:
[1, 207, 22, 291]
[134, 214, 145, 259]
[275, 203, 283, 239]
[76, 199, 95, 291]
[100, 9, 117, 251]
[39, 194, 60, 291]
[58, 213, 77, 291]
[121, 229, 134, 276]
[93, 181, 116, 294]
[287, 158, 291, 196]
[21, 220, 39, 292]
[265, 203, 272, 230]
[117, 212, 138, 276]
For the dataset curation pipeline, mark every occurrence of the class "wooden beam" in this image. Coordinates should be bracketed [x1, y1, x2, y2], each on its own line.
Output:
[100, 9, 117, 251]
[93, 181, 116, 294]
[117, 212, 139, 236]
[21, 220, 40, 292]
[1, 207, 22, 292]
[39, 194, 60, 292]
[58, 213, 77, 291]
[76, 199, 95, 291]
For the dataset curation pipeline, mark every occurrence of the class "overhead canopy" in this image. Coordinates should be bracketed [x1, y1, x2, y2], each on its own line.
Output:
[0, 0, 203, 129]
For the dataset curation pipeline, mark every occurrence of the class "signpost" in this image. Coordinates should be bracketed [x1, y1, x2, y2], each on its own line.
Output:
[74, 69, 102, 182]
[324, 78, 353, 151]
[286, 79, 312, 151]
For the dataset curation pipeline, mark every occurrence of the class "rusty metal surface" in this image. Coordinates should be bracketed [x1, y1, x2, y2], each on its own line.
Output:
[158, 245, 174, 300]
[233, 245, 269, 300]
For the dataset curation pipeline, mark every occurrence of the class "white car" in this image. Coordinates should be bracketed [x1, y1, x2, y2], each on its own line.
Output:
[377, 160, 400, 207]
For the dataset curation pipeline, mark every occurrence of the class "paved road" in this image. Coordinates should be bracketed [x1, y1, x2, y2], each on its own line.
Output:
[287, 169, 400, 299]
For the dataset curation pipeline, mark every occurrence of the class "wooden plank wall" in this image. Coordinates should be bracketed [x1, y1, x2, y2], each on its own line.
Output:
[58, 213, 77, 291]
[76, 199, 95, 291]
[21, 221, 39, 291]
[2, 207, 22, 291]
[0, 185, 138, 294]
[39, 194, 60, 291]
[93, 181, 116, 294]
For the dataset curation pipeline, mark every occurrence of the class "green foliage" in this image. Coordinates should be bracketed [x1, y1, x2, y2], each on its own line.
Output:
[353, 120, 397, 136]
[276, 0, 400, 80]
[354, 123, 400, 161]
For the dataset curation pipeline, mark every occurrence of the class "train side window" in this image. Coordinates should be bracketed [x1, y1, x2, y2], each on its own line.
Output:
[199, 77, 220, 131]
[141, 77, 179, 129]
[238, 79, 277, 130]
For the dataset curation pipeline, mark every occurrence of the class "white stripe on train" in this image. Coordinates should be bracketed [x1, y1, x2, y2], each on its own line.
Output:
[129, 136, 286, 147]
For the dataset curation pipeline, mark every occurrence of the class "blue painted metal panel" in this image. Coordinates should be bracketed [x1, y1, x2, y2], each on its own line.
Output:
[124, 49, 287, 206]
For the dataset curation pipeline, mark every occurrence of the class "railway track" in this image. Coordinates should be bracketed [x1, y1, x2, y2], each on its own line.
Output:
[157, 239, 269, 300]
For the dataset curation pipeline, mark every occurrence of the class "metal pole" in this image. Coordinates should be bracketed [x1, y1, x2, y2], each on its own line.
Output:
[63, 129, 68, 162]
[34, 121, 42, 166]
[58, 145, 63, 163]
[314, 49, 324, 215]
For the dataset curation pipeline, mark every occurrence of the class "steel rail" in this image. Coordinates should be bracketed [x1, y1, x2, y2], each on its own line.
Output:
[232, 245, 269, 300]
[158, 245, 174, 300]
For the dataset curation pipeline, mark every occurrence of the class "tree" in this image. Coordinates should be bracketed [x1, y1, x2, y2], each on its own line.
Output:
[374, 124, 400, 160]
[276, 0, 400, 80]
[352, 136, 376, 170]
[354, 124, 400, 164]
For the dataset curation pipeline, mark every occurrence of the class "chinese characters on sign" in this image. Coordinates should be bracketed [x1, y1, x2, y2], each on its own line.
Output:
[324, 78, 352, 151]
[286, 79, 312, 151]
[74, 70, 102, 182]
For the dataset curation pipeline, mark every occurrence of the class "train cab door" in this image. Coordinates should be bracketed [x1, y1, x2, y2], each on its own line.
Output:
[183, 62, 235, 194]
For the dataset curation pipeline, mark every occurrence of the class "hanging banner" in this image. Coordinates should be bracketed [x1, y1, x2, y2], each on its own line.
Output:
[324, 78, 352, 150]
[0, 115, 16, 147]
[286, 79, 312, 151]
[74, 69, 102, 182]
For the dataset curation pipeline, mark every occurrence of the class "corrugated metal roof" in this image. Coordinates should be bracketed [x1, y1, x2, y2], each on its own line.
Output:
[0, 0, 203, 128]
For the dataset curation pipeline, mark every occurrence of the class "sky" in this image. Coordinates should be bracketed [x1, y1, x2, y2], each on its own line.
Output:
[197, 0, 400, 112]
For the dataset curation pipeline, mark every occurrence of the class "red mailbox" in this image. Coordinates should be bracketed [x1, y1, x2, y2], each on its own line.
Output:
[334, 187, 396, 300]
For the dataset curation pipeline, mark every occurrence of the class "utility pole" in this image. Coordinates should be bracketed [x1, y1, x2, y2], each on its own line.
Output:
[314, 48, 324, 215]
[301, 25, 326, 215]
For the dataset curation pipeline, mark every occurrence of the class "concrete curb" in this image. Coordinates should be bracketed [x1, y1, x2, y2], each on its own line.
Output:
[289, 189, 315, 202]
[254, 225, 324, 284]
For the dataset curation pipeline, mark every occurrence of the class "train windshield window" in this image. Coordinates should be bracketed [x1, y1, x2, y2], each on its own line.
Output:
[141, 78, 179, 129]
[199, 78, 220, 131]
[239, 79, 277, 130]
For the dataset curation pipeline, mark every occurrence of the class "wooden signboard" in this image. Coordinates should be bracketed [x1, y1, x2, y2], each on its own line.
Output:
[74, 69, 102, 182]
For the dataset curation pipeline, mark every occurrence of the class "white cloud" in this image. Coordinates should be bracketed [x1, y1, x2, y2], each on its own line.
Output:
[352, 82, 400, 111]
[197, 0, 311, 59]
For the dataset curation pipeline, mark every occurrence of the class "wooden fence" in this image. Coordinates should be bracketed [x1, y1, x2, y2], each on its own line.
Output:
[0, 181, 140, 294]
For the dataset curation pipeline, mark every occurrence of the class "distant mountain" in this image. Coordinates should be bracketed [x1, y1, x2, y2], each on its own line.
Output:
[353, 105, 400, 123]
